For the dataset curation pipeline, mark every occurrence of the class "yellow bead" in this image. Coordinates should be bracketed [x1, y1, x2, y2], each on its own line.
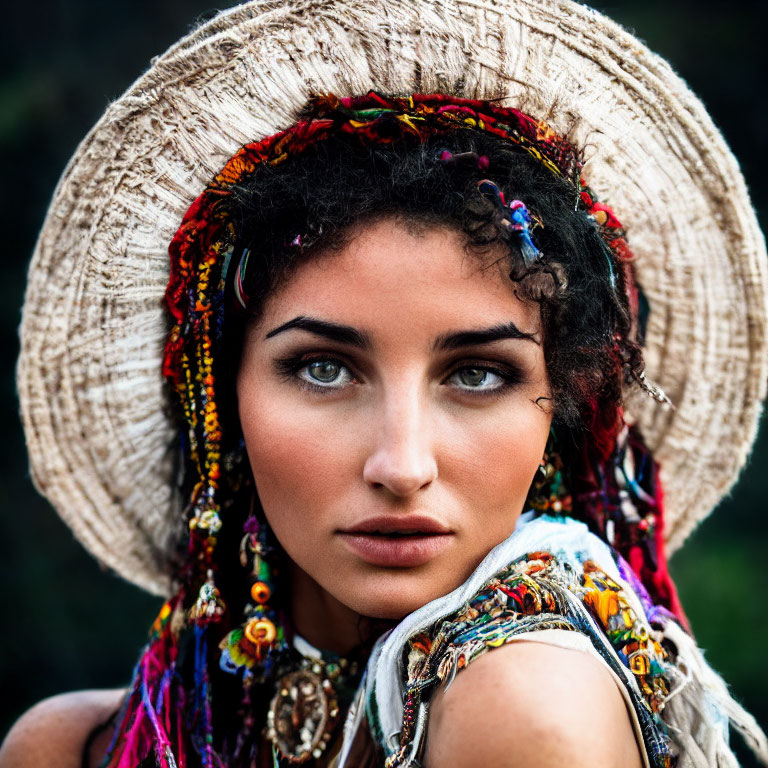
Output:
[244, 617, 276, 646]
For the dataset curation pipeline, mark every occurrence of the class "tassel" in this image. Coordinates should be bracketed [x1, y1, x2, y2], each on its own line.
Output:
[102, 598, 186, 768]
[193, 625, 217, 768]
[507, 200, 543, 266]
[475, 180, 543, 267]
[141, 673, 178, 768]
[662, 621, 768, 767]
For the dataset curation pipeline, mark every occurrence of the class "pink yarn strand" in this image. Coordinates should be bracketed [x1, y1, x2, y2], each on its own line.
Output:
[114, 702, 145, 768]
[142, 681, 178, 767]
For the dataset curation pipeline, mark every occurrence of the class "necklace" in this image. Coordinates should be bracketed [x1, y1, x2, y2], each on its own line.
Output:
[266, 635, 363, 764]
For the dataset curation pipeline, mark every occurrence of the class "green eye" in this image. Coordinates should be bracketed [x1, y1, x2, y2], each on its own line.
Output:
[296, 359, 354, 389]
[457, 368, 489, 388]
[449, 366, 508, 392]
[307, 361, 343, 383]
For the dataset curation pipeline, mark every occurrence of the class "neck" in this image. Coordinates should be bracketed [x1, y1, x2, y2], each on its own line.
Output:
[289, 563, 394, 656]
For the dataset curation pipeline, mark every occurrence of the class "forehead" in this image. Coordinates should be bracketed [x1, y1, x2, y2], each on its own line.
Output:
[259, 217, 542, 340]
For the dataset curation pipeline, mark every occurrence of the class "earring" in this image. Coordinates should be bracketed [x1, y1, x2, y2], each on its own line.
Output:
[189, 569, 226, 623]
[219, 512, 285, 677]
[526, 432, 572, 514]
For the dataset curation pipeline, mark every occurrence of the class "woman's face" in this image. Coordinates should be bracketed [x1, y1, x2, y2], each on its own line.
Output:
[237, 217, 552, 632]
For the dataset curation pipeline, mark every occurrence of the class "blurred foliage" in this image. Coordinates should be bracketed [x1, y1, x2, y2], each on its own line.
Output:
[1, 0, 766, 763]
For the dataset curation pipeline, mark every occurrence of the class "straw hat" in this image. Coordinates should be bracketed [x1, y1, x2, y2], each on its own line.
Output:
[18, 0, 768, 596]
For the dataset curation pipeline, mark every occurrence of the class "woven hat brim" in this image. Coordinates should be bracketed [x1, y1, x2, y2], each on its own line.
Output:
[18, 0, 768, 595]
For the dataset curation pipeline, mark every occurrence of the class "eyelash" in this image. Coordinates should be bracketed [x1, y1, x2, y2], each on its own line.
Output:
[274, 353, 524, 396]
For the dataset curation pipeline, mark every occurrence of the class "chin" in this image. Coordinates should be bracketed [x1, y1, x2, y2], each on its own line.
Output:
[339, 574, 455, 621]
[355, 600, 418, 621]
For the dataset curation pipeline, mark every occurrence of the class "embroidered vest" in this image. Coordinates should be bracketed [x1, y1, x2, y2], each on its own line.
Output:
[344, 514, 680, 768]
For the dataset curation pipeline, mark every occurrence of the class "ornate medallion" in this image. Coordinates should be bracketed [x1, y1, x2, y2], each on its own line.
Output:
[267, 665, 341, 763]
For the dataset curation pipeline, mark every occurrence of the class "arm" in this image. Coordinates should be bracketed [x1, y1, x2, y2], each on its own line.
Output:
[0, 689, 124, 768]
[424, 640, 643, 768]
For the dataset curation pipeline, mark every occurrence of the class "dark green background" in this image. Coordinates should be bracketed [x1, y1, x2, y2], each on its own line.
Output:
[1, 1, 766, 764]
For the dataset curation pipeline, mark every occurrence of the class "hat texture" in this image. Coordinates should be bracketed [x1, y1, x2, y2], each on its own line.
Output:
[18, 0, 768, 595]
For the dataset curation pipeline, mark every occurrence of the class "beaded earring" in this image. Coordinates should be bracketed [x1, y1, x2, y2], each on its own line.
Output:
[526, 431, 572, 515]
[219, 511, 286, 677]
[219, 509, 365, 765]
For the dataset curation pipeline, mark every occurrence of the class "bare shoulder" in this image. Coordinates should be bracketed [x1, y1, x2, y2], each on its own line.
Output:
[424, 640, 643, 768]
[0, 689, 125, 768]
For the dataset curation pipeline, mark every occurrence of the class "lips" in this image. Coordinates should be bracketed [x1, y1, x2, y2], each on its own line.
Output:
[342, 515, 451, 536]
[338, 515, 453, 567]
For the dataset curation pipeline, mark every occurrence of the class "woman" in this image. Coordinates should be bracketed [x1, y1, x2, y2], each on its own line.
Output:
[3, 1, 768, 767]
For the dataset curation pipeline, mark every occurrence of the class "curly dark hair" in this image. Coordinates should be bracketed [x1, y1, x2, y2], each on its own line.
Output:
[222, 128, 640, 433]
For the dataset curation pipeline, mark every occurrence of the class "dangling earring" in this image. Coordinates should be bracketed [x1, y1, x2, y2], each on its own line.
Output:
[219, 508, 285, 677]
[189, 568, 226, 623]
[526, 430, 572, 514]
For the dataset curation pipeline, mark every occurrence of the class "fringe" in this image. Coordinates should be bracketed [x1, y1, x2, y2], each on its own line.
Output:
[662, 621, 768, 767]
[101, 595, 219, 768]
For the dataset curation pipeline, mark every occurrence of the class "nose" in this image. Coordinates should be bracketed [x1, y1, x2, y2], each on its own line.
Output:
[362, 385, 438, 497]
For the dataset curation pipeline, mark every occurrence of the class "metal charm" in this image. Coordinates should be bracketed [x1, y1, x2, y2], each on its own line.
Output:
[267, 666, 340, 763]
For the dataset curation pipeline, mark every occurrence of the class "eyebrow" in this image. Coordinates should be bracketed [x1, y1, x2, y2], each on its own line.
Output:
[265, 316, 371, 348]
[433, 322, 540, 350]
[265, 315, 539, 349]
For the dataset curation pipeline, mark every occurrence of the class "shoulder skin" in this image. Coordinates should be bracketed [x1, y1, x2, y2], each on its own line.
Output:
[0, 689, 125, 768]
[424, 640, 644, 768]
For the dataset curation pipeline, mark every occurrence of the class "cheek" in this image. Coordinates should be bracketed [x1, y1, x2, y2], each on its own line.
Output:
[237, 385, 357, 525]
[438, 403, 549, 517]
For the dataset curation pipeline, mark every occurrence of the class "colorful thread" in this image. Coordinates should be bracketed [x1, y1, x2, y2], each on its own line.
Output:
[384, 548, 674, 768]
[475, 179, 543, 266]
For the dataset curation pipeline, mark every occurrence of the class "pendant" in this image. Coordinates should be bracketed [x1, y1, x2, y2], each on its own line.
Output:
[267, 665, 340, 763]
